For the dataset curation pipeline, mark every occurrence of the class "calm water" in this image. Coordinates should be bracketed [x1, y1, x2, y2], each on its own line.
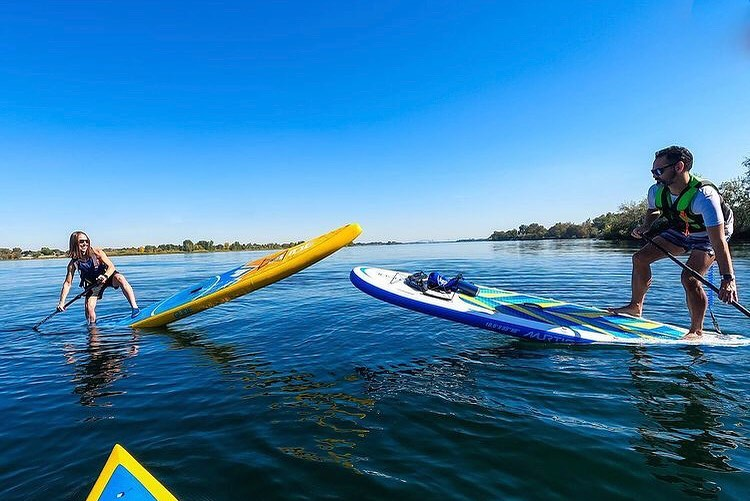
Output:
[2, 240, 750, 500]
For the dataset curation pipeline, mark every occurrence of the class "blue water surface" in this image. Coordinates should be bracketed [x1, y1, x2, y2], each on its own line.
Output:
[1, 240, 749, 500]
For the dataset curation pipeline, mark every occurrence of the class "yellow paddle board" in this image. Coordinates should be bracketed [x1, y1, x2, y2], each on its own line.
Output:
[124, 223, 362, 328]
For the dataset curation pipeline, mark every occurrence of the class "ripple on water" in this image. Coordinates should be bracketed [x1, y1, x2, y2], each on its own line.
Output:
[1, 241, 750, 499]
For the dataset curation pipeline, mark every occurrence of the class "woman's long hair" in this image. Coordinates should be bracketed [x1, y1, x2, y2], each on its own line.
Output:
[67, 231, 91, 260]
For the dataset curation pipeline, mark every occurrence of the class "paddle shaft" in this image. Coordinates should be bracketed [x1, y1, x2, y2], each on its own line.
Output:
[32, 283, 97, 331]
[642, 233, 750, 319]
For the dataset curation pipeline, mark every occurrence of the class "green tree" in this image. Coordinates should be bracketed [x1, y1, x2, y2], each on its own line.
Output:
[564, 223, 586, 239]
[524, 223, 547, 239]
[595, 199, 648, 240]
[489, 229, 518, 240]
[717, 156, 749, 239]
[546, 222, 573, 239]
[182, 239, 195, 252]
[578, 219, 594, 238]
[196, 240, 214, 251]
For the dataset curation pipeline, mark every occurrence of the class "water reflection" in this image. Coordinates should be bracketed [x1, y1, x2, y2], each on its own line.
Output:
[729, 244, 750, 260]
[490, 239, 643, 256]
[259, 370, 374, 470]
[154, 327, 376, 471]
[628, 346, 742, 497]
[356, 355, 478, 405]
[63, 326, 139, 408]
[159, 327, 243, 368]
[356, 342, 550, 404]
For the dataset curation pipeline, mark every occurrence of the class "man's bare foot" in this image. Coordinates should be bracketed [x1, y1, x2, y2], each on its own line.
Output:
[682, 331, 703, 340]
[607, 304, 642, 317]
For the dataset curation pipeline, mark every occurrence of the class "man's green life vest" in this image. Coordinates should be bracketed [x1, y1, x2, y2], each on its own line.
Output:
[655, 174, 731, 235]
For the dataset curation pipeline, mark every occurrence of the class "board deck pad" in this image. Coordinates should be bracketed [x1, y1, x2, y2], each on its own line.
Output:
[350, 266, 749, 345]
[120, 223, 361, 328]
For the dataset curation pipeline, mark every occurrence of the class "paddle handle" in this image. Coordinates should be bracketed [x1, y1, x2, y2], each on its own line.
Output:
[642, 233, 750, 319]
[33, 284, 97, 331]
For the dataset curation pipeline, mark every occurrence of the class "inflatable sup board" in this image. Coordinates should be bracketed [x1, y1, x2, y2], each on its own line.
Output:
[122, 223, 361, 328]
[350, 266, 749, 345]
[86, 444, 176, 501]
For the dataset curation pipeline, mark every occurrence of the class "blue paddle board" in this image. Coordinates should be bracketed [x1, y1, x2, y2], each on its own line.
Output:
[350, 266, 749, 345]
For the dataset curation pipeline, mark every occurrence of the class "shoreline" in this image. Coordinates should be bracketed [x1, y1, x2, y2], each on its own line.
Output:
[5, 238, 749, 262]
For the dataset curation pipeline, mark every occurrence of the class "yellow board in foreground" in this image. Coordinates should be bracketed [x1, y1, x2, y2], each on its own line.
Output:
[87, 444, 177, 501]
[127, 223, 362, 328]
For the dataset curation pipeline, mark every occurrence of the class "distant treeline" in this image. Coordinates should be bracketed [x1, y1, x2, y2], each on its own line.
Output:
[0, 239, 302, 261]
[4, 158, 749, 260]
[352, 240, 403, 246]
[490, 157, 750, 242]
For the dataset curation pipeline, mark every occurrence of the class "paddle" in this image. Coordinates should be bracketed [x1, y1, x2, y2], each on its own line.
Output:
[641, 232, 750, 319]
[32, 283, 98, 331]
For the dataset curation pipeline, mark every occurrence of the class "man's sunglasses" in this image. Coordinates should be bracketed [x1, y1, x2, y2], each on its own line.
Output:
[651, 162, 677, 176]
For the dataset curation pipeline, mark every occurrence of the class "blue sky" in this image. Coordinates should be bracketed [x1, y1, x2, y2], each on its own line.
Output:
[1, 1, 749, 249]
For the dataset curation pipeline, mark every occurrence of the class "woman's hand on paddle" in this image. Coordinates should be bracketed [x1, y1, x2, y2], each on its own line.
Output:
[96, 274, 107, 284]
[56, 302, 66, 312]
[719, 279, 738, 304]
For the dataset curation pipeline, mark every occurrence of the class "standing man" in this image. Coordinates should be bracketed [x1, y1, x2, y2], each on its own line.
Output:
[612, 146, 738, 338]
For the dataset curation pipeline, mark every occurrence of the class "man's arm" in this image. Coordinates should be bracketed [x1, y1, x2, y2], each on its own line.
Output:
[632, 208, 662, 238]
[706, 224, 738, 303]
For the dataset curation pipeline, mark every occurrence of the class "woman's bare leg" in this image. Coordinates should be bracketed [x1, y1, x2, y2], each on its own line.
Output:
[113, 274, 138, 309]
[85, 295, 98, 324]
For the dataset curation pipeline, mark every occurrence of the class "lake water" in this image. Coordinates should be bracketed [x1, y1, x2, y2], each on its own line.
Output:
[1, 240, 750, 500]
